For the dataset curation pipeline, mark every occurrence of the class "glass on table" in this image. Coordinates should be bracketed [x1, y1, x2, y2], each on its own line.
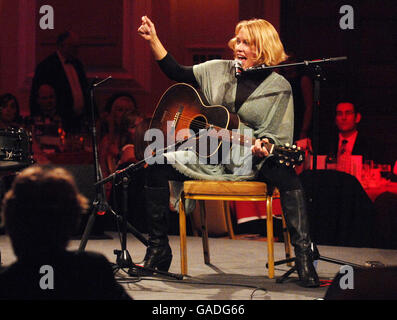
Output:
[380, 164, 392, 181]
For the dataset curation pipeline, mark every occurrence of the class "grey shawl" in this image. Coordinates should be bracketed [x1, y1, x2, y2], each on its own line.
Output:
[164, 59, 294, 182]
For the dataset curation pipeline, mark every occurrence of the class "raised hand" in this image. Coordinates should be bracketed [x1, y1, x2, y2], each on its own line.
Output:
[137, 16, 167, 60]
[138, 16, 157, 41]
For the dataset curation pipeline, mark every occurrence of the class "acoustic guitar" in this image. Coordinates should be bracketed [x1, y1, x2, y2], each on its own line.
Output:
[149, 83, 304, 167]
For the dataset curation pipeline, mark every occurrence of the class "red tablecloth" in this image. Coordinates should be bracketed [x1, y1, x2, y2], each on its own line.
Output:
[230, 199, 283, 224]
[365, 182, 397, 202]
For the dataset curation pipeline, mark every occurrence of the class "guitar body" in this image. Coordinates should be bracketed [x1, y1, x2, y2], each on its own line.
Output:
[150, 83, 240, 158]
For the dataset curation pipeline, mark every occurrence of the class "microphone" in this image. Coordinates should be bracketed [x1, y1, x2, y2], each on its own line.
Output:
[234, 59, 243, 77]
[92, 75, 112, 88]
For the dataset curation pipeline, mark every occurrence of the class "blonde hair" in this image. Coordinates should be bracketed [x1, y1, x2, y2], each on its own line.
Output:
[228, 19, 288, 66]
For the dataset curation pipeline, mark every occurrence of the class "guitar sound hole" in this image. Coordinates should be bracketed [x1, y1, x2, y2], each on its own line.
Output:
[189, 115, 207, 135]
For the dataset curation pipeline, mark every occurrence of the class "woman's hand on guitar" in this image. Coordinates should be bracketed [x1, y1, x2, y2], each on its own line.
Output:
[252, 138, 270, 158]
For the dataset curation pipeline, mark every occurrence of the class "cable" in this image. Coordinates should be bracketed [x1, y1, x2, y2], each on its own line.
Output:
[114, 273, 269, 299]
[250, 287, 270, 300]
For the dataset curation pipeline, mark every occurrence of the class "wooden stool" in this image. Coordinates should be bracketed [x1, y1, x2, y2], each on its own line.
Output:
[178, 180, 292, 278]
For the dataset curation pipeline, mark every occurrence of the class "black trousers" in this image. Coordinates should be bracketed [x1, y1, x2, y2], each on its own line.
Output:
[144, 158, 302, 192]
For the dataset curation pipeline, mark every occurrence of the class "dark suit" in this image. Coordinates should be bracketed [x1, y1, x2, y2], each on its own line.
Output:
[321, 131, 376, 162]
[30, 52, 90, 133]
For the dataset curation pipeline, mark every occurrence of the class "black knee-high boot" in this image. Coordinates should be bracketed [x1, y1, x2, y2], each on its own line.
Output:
[143, 186, 172, 272]
[280, 189, 320, 287]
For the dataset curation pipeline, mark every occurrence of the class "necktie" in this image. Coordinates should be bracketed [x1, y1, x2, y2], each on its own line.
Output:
[340, 139, 348, 155]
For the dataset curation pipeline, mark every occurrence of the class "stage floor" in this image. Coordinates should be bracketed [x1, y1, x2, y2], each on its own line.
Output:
[1, 232, 397, 300]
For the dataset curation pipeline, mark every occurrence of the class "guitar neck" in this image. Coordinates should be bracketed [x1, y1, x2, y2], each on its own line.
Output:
[211, 127, 275, 154]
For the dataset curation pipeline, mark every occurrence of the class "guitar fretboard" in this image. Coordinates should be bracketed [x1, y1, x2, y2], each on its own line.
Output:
[205, 126, 274, 154]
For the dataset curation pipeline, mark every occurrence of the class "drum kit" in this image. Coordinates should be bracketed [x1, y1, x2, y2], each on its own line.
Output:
[0, 127, 34, 172]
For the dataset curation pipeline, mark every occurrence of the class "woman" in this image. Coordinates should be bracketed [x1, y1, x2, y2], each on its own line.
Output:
[98, 93, 140, 187]
[110, 117, 151, 233]
[0, 93, 23, 129]
[118, 116, 151, 166]
[138, 16, 319, 287]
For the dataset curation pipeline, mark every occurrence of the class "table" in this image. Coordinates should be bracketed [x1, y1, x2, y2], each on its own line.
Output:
[364, 182, 397, 202]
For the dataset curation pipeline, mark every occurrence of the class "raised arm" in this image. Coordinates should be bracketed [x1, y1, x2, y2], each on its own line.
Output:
[138, 16, 197, 84]
[138, 16, 167, 61]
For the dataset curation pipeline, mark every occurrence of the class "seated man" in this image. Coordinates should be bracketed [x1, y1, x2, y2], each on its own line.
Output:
[29, 31, 89, 133]
[296, 102, 380, 176]
[0, 165, 131, 300]
[325, 102, 374, 162]
[32, 84, 64, 152]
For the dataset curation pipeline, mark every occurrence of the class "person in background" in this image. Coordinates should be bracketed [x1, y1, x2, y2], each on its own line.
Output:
[109, 116, 149, 234]
[98, 94, 141, 197]
[98, 93, 141, 177]
[98, 92, 139, 140]
[35, 84, 61, 122]
[30, 84, 63, 152]
[116, 111, 146, 167]
[29, 31, 89, 133]
[0, 165, 131, 300]
[0, 93, 23, 129]
[324, 102, 375, 162]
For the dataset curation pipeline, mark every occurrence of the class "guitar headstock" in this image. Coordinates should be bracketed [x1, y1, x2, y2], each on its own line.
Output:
[273, 143, 305, 168]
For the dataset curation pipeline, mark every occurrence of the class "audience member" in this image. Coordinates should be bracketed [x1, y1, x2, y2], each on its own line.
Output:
[116, 112, 146, 167]
[108, 116, 149, 233]
[29, 31, 89, 133]
[0, 165, 131, 300]
[35, 84, 62, 122]
[98, 93, 140, 180]
[322, 102, 375, 162]
[30, 84, 63, 153]
[98, 92, 139, 140]
[0, 93, 23, 129]
[127, 117, 151, 163]
[0, 94, 49, 171]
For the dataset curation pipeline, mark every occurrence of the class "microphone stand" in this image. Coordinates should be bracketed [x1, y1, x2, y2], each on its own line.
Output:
[254, 57, 366, 283]
[78, 76, 148, 253]
[95, 129, 208, 280]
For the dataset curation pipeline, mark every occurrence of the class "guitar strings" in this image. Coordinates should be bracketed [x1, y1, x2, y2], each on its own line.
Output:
[164, 115, 301, 158]
[161, 111, 252, 145]
[165, 113, 252, 143]
[154, 112, 301, 164]
[160, 111, 300, 152]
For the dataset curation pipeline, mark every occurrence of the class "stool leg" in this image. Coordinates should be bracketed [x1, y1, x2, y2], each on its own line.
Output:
[266, 196, 275, 279]
[282, 213, 293, 267]
[223, 201, 236, 240]
[199, 200, 210, 265]
[179, 194, 188, 275]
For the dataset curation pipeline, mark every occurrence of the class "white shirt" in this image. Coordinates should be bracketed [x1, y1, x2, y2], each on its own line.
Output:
[337, 130, 358, 173]
[338, 130, 358, 156]
[57, 51, 85, 116]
